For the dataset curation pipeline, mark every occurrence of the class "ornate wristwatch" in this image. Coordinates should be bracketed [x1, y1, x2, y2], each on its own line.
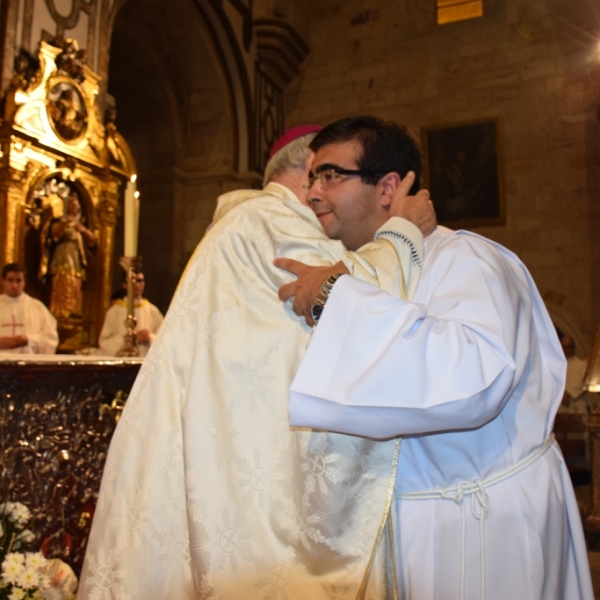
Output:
[310, 273, 343, 324]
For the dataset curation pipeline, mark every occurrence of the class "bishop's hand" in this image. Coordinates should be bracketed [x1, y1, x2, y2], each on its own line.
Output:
[274, 259, 349, 326]
[388, 171, 436, 237]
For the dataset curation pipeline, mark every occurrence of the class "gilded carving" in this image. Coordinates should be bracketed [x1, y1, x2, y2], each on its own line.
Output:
[47, 80, 89, 142]
[0, 40, 136, 349]
[54, 38, 87, 83]
[10, 51, 43, 93]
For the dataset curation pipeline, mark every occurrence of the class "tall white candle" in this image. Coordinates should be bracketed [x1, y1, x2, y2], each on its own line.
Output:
[134, 189, 140, 257]
[124, 175, 137, 257]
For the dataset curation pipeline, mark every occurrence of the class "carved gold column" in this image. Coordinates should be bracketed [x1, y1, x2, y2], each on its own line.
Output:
[0, 166, 24, 267]
[94, 177, 120, 342]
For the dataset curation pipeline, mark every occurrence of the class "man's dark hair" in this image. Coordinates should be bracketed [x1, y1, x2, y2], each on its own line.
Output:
[2, 262, 25, 279]
[309, 115, 422, 194]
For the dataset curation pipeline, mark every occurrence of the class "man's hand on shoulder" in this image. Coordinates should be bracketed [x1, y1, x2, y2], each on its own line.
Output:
[389, 171, 436, 237]
[274, 259, 349, 326]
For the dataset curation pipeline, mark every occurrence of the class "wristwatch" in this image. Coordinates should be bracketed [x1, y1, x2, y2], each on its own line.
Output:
[310, 273, 343, 324]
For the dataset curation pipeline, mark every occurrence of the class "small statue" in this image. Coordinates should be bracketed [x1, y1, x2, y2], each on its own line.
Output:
[42, 191, 96, 319]
[54, 37, 86, 83]
[9, 51, 38, 91]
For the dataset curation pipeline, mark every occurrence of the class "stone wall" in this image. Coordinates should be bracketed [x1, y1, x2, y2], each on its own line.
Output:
[286, 0, 600, 353]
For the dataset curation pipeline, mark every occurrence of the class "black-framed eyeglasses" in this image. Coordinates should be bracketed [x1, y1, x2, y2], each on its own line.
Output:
[307, 166, 382, 190]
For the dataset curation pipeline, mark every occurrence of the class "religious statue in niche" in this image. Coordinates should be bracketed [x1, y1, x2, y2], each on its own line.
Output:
[37, 179, 96, 319]
[47, 81, 88, 141]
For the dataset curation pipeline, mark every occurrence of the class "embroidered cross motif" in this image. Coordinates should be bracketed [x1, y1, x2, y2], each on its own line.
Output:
[1, 314, 24, 336]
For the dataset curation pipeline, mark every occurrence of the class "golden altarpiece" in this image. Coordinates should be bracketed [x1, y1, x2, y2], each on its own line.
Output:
[0, 39, 135, 351]
[0, 40, 141, 575]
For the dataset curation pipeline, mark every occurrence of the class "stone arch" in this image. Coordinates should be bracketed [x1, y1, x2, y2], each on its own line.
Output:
[546, 303, 590, 360]
[106, 0, 255, 312]
[106, 0, 252, 173]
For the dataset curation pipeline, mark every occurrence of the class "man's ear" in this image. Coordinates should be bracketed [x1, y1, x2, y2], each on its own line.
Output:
[377, 172, 401, 208]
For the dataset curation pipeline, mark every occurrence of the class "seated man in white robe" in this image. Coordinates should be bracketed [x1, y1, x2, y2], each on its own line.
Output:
[78, 124, 435, 599]
[0, 262, 58, 354]
[277, 116, 594, 600]
[98, 270, 163, 357]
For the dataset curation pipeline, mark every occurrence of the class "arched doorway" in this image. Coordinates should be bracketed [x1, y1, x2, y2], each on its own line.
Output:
[107, 0, 254, 312]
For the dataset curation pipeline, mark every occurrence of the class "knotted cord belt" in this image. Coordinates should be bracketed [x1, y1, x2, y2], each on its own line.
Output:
[397, 434, 555, 600]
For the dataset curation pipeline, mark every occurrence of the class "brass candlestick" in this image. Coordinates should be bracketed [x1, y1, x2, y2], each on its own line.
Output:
[117, 256, 142, 357]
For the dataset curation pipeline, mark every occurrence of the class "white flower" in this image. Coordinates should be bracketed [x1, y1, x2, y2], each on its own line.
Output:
[2, 552, 24, 569]
[25, 552, 47, 571]
[15, 529, 36, 544]
[8, 586, 27, 600]
[2, 502, 31, 526]
[38, 573, 51, 590]
[2, 552, 25, 585]
[16, 565, 41, 589]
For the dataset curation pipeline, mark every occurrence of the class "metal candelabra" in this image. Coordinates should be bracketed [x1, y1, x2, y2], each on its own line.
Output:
[117, 256, 142, 357]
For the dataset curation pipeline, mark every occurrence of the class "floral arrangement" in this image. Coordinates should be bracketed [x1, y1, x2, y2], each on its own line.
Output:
[0, 502, 77, 600]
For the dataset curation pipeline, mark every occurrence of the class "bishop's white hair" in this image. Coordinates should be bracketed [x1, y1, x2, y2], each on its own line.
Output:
[262, 133, 318, 187]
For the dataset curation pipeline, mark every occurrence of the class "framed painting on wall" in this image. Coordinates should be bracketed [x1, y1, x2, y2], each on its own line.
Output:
[422, 119, 505, 228]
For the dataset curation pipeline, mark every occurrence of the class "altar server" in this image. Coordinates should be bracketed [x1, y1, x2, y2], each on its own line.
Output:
[282, 116, 594, 600]
[0, 262, 58, 354]
[98, 270, 163, 357]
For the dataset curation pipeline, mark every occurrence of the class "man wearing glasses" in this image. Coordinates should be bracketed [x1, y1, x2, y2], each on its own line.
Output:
[277, 116, 593, 600]
[79, 124, 435, 599]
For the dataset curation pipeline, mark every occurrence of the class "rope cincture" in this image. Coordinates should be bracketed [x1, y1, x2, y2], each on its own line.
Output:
[398, 434, 555, 600]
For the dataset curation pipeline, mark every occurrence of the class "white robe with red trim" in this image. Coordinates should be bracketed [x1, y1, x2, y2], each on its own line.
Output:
[0, 293, 58, 354]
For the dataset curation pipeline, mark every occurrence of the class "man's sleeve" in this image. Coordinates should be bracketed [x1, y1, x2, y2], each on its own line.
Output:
[342, 217, 423, 300]
[98, 307, 124, 356]
[148, 305, 164, 345]
[289, 238, 539, 439]
[271, 203, 424, 300]
[26, 302, 58, 354]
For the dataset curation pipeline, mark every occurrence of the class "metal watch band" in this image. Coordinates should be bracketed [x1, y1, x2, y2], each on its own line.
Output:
[310, 273, 343, 324]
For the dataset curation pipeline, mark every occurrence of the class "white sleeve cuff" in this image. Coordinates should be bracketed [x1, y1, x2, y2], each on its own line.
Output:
[375, 217, 424, 271]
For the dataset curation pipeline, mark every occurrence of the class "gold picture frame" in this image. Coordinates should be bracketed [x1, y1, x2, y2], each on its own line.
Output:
[422, 118, 505, 229]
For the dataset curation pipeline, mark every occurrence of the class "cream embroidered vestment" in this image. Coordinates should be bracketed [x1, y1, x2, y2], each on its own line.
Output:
[78, 182, 424, 599]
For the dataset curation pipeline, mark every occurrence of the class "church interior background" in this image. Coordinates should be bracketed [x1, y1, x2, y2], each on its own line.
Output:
[2, 0, 600, 592]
